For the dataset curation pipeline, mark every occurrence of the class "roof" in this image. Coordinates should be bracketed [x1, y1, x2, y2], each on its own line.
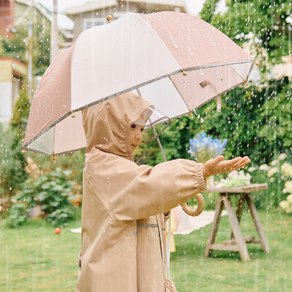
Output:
[0, 57, 28, 79]
[62, 0, 188, 15]
[15, 0, 74, 30]
[63, 0, 117, 15]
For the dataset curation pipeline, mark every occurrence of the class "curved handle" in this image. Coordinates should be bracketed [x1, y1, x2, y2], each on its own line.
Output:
[181, 193, 204, 217]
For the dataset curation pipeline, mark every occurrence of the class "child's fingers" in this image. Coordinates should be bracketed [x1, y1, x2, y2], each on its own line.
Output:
[213, 155, 224, 165]
[221, 157, 241, 168]
[233, 157, 251, 169]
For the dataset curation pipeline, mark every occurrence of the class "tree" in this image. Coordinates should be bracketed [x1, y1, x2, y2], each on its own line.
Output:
[0, 82, 32, 197]
[200, 0, 292, 68]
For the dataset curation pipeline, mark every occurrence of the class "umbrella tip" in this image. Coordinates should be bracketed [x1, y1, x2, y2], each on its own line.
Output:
[255, 61, 259, 66]
[106, 15, 113, 23]
[182, 71, 187, 76]
[21, 148, 26, 154]
[52, 152, 55, 161]
[71, 112, 75, 118]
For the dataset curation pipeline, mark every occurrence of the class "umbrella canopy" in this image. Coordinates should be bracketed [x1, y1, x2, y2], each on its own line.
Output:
[23, 11, 255, 156]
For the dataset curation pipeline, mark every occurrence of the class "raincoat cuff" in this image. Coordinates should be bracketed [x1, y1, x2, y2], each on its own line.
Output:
[195, 163, 207, 192]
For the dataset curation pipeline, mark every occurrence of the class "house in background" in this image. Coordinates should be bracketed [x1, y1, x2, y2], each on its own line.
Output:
[0, 0, 15, 38]
[15, 0, 74, 50]
[62, 0, 189, 41]
[0, 57, 27, 123]
[0, 0, 75, 123]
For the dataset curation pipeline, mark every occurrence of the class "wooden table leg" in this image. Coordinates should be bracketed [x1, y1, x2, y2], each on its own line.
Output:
[223, 196, 251, 261]
[246, 195, 271, 253]
[231, 194, 246, 239]
[204, 195, 224, 257]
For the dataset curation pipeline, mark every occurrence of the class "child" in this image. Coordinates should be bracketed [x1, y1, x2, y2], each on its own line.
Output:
[76, 92, 250, 292]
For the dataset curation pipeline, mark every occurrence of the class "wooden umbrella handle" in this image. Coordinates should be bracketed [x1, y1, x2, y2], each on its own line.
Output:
[181, 193, 204, 217]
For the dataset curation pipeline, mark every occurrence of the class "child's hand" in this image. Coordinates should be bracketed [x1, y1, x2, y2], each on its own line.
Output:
[202, 155, 251, 178]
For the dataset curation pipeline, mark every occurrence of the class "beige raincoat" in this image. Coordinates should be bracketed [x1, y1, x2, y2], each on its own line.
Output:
[76, 92, 207, 292]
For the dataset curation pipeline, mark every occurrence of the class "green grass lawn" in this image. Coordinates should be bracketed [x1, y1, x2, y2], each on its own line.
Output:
[171, 210, 292, 292]
[0, 209, 82, 292]
[1, 209, 291, 292]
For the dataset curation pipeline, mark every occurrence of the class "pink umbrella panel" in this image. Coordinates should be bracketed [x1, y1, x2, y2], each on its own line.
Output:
[23, 11, 255, 156]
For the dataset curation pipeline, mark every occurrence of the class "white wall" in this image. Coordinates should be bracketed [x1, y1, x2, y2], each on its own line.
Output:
[0, 82, 12, 124]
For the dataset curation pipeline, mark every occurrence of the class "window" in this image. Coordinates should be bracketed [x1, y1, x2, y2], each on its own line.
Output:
[83, 18, 107, 31]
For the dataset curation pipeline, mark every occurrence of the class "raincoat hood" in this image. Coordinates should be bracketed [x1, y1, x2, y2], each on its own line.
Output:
[82, 92, 152, 160]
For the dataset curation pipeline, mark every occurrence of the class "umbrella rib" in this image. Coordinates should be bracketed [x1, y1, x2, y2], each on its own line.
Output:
[246, 62, 255, 83]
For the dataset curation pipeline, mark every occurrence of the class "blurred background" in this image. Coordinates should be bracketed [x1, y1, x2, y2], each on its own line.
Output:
[0, 1, 291, 291]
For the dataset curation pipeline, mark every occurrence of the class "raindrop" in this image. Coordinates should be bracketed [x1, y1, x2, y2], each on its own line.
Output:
[199, 69, 203, 75]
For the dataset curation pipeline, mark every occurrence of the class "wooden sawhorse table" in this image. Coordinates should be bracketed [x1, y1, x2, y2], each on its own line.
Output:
[203, 184, 270, 261]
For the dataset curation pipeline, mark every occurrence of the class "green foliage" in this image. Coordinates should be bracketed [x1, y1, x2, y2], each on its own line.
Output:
[10, 81, 31, 140]
[201, 0, 292, 69]
[245, 152, 292, 210]
[6, 168, 76, 227]
[0, 124, 23, 197]
[33, 21, 51, 76]
[5, 202, 28, 228]
[258, 78, 292, 148]
[0, 26, 27, 63]
[0, 82, 31, 198]
[0, 21, 51, 75]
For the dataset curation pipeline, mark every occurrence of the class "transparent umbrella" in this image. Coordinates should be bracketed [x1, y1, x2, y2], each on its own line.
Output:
[23, 11, 255, 217]
[23, 11, 255, 156]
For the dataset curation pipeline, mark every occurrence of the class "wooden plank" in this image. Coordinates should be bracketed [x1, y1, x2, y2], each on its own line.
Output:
[202, 183, 267, 194]
[222, 236, 255, 245]
[223, 196, 251, 261]
[209, 244, 239, 252]
[246, 195, 271, 253]
[204, 196, 224, 258]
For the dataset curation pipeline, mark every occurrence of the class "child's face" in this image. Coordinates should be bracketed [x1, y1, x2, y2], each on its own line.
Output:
[129, 123, 144, 153]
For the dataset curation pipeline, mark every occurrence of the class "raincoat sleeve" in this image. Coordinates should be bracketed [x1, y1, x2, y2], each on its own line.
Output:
[85, 152, 207, 221]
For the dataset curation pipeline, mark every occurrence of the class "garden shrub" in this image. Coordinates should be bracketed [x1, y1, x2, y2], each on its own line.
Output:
[5, 203, 28, 228]
[247, 153, 292, 210]
[6, 167, 76, 228]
